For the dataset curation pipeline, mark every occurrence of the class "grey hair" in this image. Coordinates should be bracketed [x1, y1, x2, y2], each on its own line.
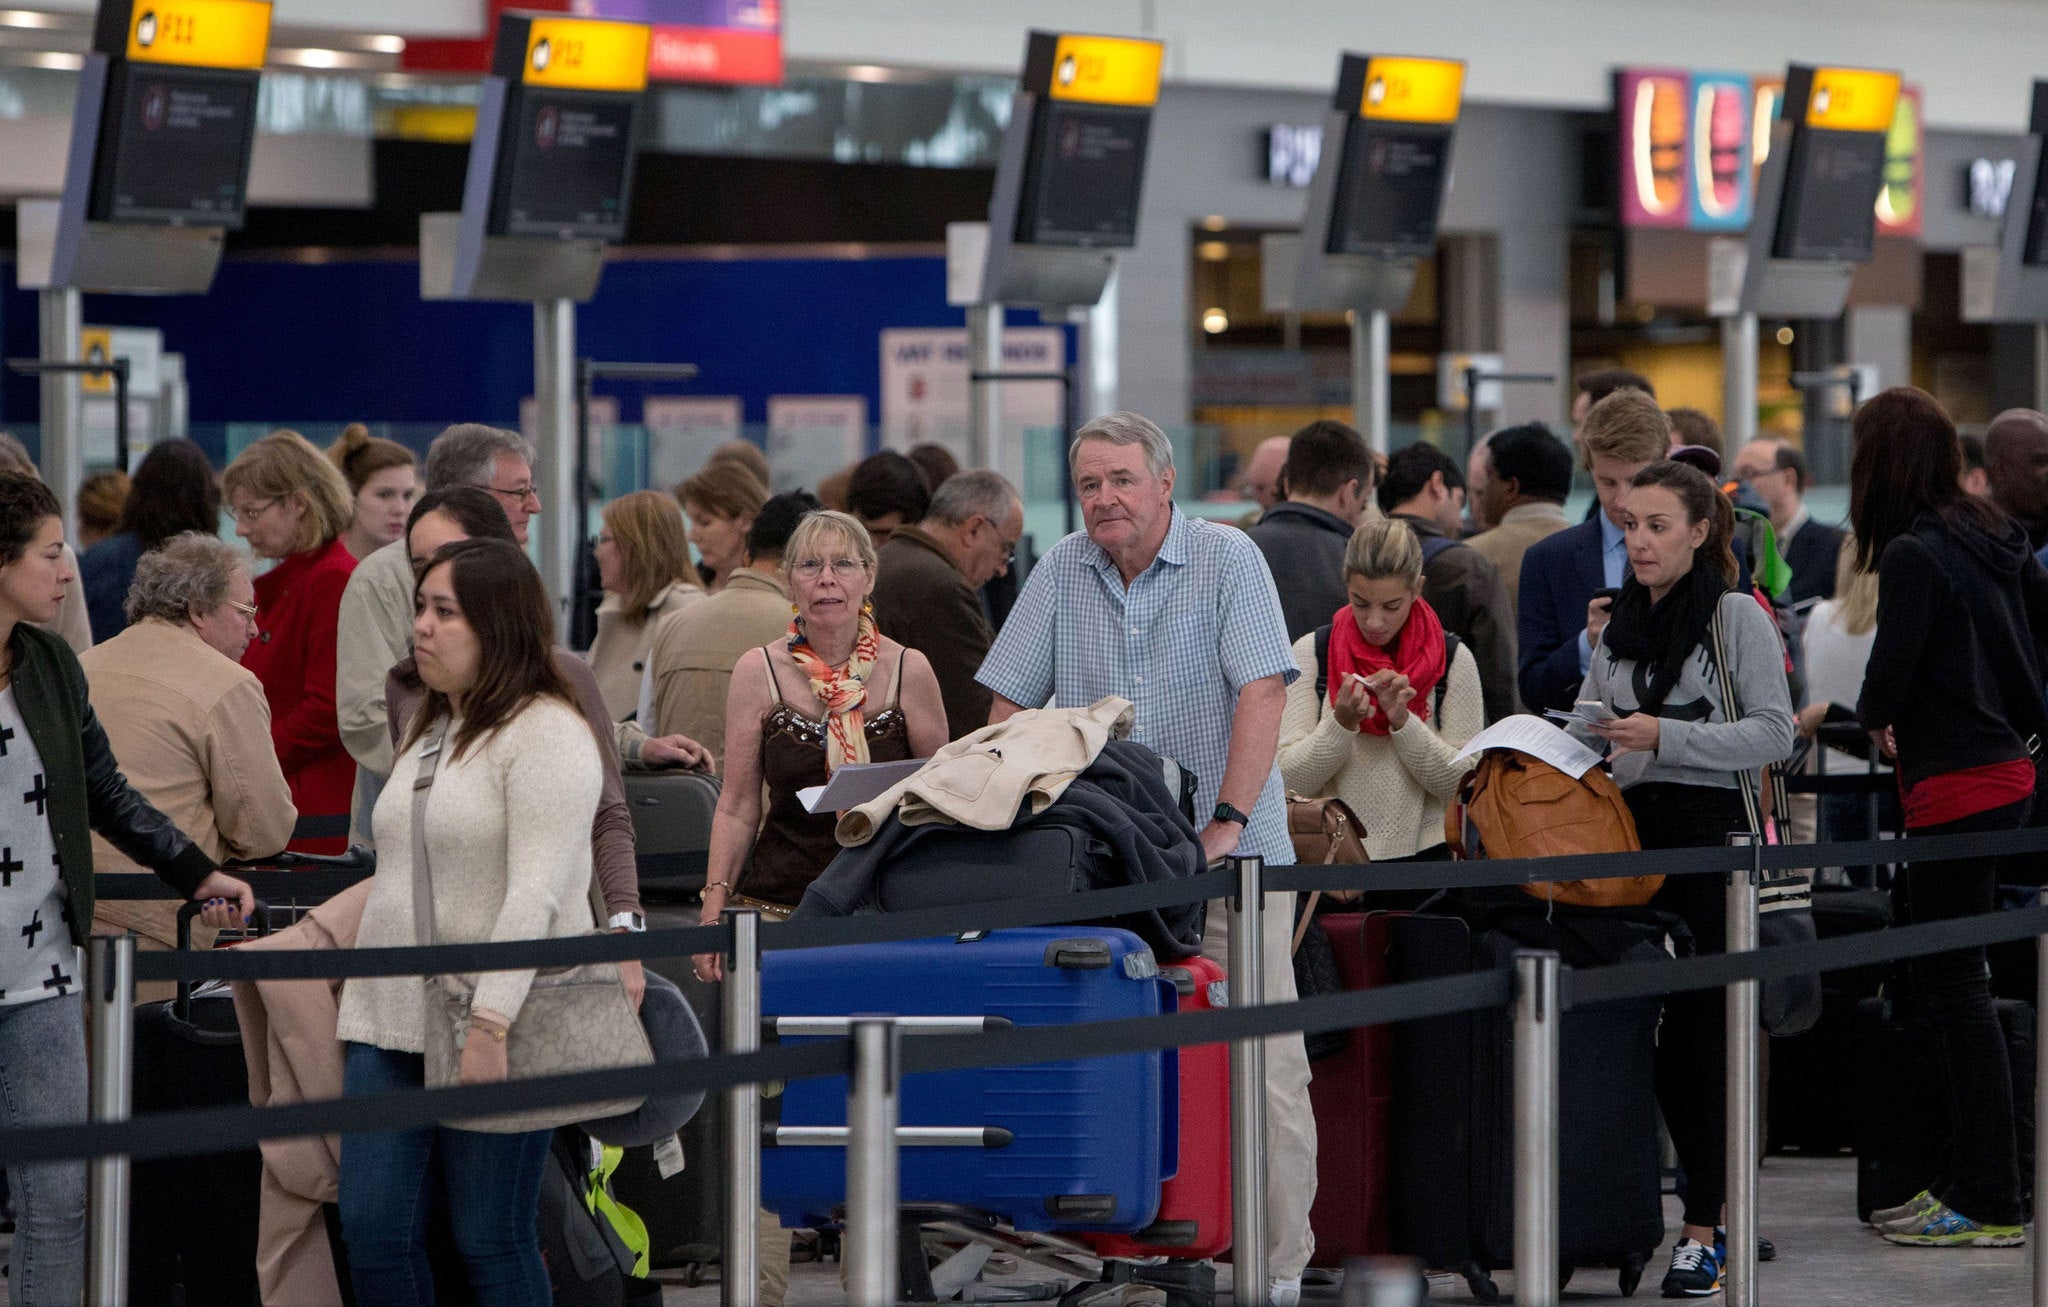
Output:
[926, 469, 1019, 527]
[126, 531, 246, 625]
[423, 424, 535, 493]
[1069, 411, 1174, 479]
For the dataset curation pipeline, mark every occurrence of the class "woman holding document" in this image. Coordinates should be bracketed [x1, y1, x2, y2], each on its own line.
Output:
[1568, 458, 1795, 1298]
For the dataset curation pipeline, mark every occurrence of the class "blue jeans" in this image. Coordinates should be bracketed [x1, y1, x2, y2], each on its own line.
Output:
[337, 1043, 554, 1306]
[0, 992, 87, 1306]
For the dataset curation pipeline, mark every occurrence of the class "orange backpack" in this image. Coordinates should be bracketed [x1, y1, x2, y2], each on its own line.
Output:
[1445, 749, 1662, 908]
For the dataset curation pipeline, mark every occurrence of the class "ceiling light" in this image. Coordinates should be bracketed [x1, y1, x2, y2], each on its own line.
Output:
[365, 34, 406, 54]
[845, 64, 892, 83]
[23, 51, 82, 70]
[1201, 215, 1228, 232]
[1776, 326, 1795, 345]
[1202, 308, 1230, 334]
[1198, 240, 1230, 262]
[0, 11, 66, 30]
[278, 47, 344, 68]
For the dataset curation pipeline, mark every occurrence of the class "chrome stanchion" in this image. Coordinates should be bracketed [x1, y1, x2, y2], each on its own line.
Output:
[1725, 832, 1762, 1307]
[87, 933, 136, 1307]
[1226, 854, 1268, 1306]
[845, 1018, 901, 1307]
[1513, 951, 1561, 1307]
[2035, 886, 2048, 1307]
[722, 908, 762, 1307]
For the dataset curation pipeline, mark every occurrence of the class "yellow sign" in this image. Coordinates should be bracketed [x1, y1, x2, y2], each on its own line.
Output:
[1045, 34, 1163, 107]
[79, 329, 113, 396]
[1804, 67, 1901, 133]
[124, 0, 271, 71]
[520, 18, 650, 94]
[1359, 55, 1465, 124]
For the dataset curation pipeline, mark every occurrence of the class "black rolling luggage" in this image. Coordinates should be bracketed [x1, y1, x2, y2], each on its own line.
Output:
[1768, 886, 1891, 1155]
[625, 768, 720, 900]
[1389, 909, 1667, 1302]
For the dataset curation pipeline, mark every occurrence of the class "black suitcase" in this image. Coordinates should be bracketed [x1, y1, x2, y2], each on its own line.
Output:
[625, 769, 720, 900]
[1390, 910, 1665, 1302]
[1768, 886, 1891, 1155]
[1855, 992, 2037, 1222]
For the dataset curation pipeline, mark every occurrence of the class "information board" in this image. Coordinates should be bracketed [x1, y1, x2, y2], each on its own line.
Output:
[1009, 32, 1161, 250]
[1771, 64, 1901, 263]
[484, 14, 649, 241]
[1323, 54, 1463, 259]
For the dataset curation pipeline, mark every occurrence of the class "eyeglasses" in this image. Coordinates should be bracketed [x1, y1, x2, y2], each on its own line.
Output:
[225, 599, 258, 622]
[790, 559, 867, 581]
[230, 499, 277, 525]
[490, 482, 540, 506]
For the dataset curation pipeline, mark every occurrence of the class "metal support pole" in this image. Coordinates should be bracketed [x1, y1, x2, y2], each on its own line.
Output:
[87, 933, 136, 1307]
[531, 298, 578, 620]
[967, 302, 1005, 474]
[1352, 308, 1391, 455]
[1226, 854, 1269, 1306]
[1725, 832, 1762, 1307]
[38, 287, 83, 544]
[1722, 312, 1760, 453]
[1083, 266, 1120, 426]
[1513, 951, 1562, 1307]
[2034, 886, 2048, 1307]
[722, 909, 762, 1307]
[845, 1018, 901, 1307]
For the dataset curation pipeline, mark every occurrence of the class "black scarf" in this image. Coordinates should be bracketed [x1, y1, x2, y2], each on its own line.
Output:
[1600, 562, 1727, 715]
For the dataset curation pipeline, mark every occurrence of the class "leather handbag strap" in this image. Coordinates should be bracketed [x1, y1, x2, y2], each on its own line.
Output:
[411, 721, 448, 950]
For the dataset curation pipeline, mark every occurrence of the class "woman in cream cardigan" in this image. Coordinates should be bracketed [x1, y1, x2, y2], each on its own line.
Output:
[335, 538, 604, 1306]
[587, 489, 705, 723]
[1278, 517, 1483, 865]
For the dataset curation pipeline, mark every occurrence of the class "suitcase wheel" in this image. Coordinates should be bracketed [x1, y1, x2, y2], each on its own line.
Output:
[1459, 1262, 1503, 1304]
[1043, 939, 1114, 970]
[1619, 1251, 1647, 1297]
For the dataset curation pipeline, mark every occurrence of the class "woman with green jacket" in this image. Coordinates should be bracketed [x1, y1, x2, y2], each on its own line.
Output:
[0, 472, 254, 1304]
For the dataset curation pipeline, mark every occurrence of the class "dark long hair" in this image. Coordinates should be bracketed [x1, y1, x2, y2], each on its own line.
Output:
[117, 440, 220, 550]
[1850, 387, 2006, 570]
[402, 539, 579, 762]
[1630, 459, 1738, 586]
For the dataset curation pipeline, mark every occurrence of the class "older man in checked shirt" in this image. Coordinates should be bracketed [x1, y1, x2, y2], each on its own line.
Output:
[977, 411, 1315, 1303]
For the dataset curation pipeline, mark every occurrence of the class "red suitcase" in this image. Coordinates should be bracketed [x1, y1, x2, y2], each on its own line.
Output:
[1308, 910, 1400, 1265]
[1084, 956, 1233, 1260]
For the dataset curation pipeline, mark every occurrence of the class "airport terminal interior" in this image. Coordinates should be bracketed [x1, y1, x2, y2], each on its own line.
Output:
[7, 0, 2048, 1304]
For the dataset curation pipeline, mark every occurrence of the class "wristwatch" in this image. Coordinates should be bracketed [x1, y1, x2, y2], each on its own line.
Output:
[1212, 801, 1250, 828]
[608, 912, 647, 933]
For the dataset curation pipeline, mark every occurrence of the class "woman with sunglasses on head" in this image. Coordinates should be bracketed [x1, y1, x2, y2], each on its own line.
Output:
[223, 431, 360, 853]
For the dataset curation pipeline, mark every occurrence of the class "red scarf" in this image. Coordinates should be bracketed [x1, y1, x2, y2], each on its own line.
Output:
[1325, 596, 1449, 736]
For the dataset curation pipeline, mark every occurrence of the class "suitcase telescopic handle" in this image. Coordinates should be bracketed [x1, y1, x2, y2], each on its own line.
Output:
[171, 899, 274, 1028]
[767, 1015, 1013, 1037]
[766, 1125, 1015, 1149]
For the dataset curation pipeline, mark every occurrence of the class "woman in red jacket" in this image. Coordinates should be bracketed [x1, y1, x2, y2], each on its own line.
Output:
[224, 432, 360, 852]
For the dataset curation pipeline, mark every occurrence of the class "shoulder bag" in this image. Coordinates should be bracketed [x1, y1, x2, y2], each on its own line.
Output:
[413, 720, 653, 1133]
[1710, 606, 1821, 1037]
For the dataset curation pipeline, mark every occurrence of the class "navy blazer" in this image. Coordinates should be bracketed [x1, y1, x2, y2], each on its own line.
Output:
[1517, 516, 1608, 714]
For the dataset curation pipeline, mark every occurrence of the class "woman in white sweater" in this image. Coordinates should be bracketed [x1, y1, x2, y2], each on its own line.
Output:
[336, 538, 604, 1306]
[1278, 517, 1483, 864]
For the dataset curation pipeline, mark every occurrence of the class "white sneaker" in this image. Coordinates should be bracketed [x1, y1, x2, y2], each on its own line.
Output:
[1268, 1276, 1303, 1306]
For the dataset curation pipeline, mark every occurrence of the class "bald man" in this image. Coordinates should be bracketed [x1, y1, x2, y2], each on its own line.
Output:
[1986, 408, 2048, 551]
[1239, 437, 1291, 518]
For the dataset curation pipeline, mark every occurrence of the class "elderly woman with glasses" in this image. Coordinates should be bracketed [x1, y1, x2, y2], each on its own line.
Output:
[223, 430, 360, 852]
[78, 533, 296, 988]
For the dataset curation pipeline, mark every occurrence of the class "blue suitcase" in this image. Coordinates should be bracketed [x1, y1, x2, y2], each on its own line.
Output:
[761, 928, 1178, 1234]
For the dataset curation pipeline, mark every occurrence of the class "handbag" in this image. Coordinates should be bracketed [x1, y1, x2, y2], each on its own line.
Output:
[1711, 609, 1822, 1037]
[412, 721, 653, 1133]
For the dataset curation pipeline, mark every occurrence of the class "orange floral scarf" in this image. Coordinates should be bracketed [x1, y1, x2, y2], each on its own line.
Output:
[786, 610, 881, 774]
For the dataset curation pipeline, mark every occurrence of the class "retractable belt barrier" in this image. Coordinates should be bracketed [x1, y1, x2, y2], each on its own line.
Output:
[46, 824, 2048, 1307]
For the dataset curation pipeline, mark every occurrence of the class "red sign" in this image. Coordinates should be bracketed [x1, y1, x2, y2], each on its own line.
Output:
[647, 23, 780, 83]
[401, 0, 572, 74]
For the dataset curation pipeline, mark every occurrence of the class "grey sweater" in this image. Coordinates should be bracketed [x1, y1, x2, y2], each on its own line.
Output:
[1570, 592, 1796, 791]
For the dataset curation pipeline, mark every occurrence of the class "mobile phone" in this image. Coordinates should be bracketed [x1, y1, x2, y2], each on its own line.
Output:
[1575, 699, 1618, 724]
[1591, 587, 1621, 605]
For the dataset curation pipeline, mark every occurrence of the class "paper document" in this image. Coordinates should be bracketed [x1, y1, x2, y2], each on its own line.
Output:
[798, 758, 930, 813]
[1452, 714, 1604, 780]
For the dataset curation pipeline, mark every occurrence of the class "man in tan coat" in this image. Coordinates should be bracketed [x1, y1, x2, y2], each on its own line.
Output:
[1467, 422, 1576, 626]
[80, 533, 296, 993]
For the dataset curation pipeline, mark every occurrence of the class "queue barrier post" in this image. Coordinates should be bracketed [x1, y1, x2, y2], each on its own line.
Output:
[2036, 886, 2048, 1307]
[1725, 832, 1762, 1307]
[844, 1018, 901, 1306]
[87, 933, 136, 1307]
[1226, 854, 1269, 1306]
[722, 908, 762, 1307]
[1512, 950, 1562, 1307]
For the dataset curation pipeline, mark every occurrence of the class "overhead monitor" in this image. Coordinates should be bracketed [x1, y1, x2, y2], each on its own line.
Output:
[483, 14, 651, 241]
[84, 0, 271, 228]
[2016, 82, 2048, 267]
[1771, 64, 1901, 262]
[1322, 54, 1464, 259]
[1010, 32, 1163, 249]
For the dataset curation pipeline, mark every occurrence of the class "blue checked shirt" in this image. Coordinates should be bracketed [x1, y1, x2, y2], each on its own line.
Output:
[977, 508, 1301, 865]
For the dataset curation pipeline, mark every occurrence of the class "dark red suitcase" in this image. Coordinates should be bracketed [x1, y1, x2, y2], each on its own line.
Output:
[1308, 910, 1399, 1265]
[1083, 955, 1233, 1260]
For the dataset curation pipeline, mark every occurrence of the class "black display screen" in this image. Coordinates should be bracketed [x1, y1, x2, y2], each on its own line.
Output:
[494, 87, 638, 240]
[93, 64, 258, 227]
[1773, 126, 1884, 262]
[1325, 120, 1454, 258]
[1016, 100, 1151, 248]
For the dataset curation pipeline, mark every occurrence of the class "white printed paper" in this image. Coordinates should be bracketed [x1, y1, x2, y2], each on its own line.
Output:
[1452, 714, 1604, 781]
[798, 758, 930, 813]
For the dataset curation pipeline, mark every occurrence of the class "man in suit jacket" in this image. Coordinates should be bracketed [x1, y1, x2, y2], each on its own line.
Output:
[1731, 437, 1843, 607]
[1517, 391, 1671, 714]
